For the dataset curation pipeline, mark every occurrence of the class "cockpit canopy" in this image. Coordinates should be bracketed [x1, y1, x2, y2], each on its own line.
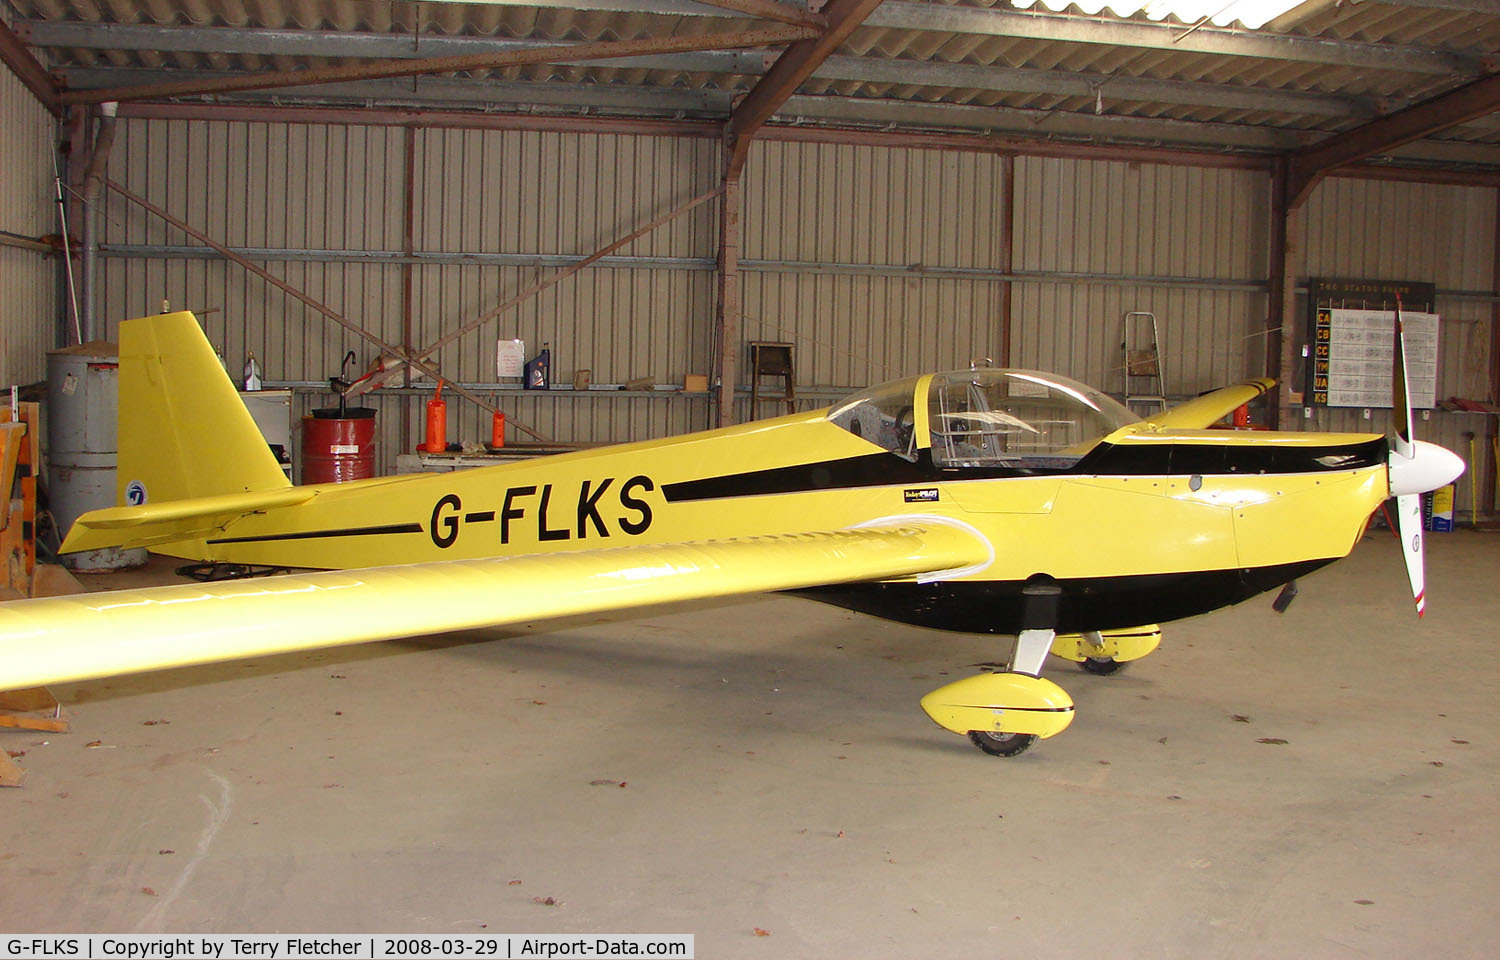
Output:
[828, 369, 1139, 469]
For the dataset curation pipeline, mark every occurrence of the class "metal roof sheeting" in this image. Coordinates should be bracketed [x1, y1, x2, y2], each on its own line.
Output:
[6, 0, 1499, 165]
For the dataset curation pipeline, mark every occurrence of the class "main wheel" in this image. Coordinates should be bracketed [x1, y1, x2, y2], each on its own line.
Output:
[967, 730, 1037, 757]
[1080, 656, 1124, 675]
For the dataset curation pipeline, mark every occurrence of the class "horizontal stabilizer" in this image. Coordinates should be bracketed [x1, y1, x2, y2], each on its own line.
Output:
[1143, 378, 1274, 430]
[59, 487, 319, 553]
[2, 523, 989, 690]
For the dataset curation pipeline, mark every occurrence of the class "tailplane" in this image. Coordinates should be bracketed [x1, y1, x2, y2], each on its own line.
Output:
[60, 312, 301, 555]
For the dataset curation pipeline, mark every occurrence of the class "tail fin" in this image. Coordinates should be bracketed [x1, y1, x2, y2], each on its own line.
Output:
[117, 311, 290, 505]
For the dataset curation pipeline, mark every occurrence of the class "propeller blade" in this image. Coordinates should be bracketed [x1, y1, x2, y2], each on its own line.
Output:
[1395, 492, 1426, 617]
[1391, 295, 1415, 460]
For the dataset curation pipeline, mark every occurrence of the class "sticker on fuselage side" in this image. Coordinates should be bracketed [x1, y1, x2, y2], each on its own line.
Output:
[904, 488, 940, 503]
[125, 480, 147, 506]
[427, 475, 657, 549]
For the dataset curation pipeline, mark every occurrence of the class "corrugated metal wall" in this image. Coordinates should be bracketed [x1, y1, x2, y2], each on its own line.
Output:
[93, 115, 1497, 513]
[740, 145, 1270, 418]
[99, 118, 719, 473]
[1300, 177, 1497, 516]
[104, 120, 407, 377]
[411, 128, 719, 451]
[1013, 158, 1269, 395]
[741, 141, 1012, 396]
[0, 70, 58, 387]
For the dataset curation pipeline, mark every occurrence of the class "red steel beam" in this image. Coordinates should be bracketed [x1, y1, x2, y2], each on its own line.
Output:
[723, 0, 885, 177]
[692, 0, 828, 28]
[119, 101, 723, 138]
[117, 102, 1500, 188]
[759, 123, 1271, 170]
[1287, 71, 1500, 207]
[0, 17, 58, 112]
[58, 26, 816, 106]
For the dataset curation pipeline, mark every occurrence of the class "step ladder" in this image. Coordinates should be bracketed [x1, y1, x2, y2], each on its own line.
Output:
[1121, 311, 1166, 415]
[749, 341, 796, 419]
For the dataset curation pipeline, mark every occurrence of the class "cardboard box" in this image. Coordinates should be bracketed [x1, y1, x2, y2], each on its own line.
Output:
[1425, 484, 1454, 532]
[683, 374, 709, 392]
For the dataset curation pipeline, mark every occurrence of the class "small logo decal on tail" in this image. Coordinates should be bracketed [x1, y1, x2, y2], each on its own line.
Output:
[125, 480, 148, 506]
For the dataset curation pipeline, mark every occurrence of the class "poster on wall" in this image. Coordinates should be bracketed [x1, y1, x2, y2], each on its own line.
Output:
[1305, 278, 1439, 410]
[497, 339, 526, 378]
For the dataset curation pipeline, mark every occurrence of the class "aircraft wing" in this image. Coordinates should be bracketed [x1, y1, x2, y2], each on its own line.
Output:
[1140, 378, 1274, 430]
[0, 522, 989, 690]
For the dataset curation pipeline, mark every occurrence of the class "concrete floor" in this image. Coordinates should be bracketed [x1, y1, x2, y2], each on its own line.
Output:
[3, 532, 1498, 957]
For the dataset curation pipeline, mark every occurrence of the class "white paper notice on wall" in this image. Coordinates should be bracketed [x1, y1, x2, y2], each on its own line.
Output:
[1319, 308, 1439, 409]
[497, 339, 526, 378]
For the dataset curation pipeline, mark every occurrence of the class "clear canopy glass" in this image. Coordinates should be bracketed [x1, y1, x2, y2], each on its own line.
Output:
[828, 369, 1139, 469]
[827, 375, 923, 462]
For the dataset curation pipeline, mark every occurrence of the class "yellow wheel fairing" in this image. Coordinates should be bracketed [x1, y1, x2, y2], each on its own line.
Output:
[919, 673, 1075, 739]
[1050, 625, 1163, 664]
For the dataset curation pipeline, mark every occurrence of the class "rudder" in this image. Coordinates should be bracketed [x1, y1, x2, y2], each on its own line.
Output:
[117, 311, 290, 507]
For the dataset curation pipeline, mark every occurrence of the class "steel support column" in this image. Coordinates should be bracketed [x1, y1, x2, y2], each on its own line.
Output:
[1272, 159, 1306, 431]
[401, 126, 417, 456]
[715, 173, 743, 428]
[999, 153, 1014, 369]
[1488, 187, 1500, 515]
[722, 0, 885, 177]
[1266, 157, 1289, 430]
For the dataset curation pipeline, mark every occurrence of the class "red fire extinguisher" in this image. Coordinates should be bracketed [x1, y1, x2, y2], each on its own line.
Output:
[491, 410, 506, 449]
[423, 380, 447, 452]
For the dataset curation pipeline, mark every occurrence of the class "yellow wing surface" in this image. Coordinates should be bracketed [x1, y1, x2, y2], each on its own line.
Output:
[1141, 378, 1274, 430]
[0, 523, 989, 690]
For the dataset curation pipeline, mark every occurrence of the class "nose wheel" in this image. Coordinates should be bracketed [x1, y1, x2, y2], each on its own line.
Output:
[967, 730, 1038, 757]
[1080, 656, 1124, 675]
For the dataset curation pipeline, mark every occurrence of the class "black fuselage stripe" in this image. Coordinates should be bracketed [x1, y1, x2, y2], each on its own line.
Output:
[792, 558, 1336, 635]
[662, 438, 1386, 504]
[208, 522, 423, 545]
[955, 704, 1074, 713]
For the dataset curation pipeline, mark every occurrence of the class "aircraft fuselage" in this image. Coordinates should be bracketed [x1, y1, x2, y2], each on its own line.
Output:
[161, 407, 1389, 635]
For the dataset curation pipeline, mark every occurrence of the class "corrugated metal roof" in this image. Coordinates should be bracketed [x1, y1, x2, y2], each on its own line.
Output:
[5, 0, 1499, 167]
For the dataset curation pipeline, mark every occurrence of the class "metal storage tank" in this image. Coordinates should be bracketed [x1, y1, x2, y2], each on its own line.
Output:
[46, 343, 147, 571]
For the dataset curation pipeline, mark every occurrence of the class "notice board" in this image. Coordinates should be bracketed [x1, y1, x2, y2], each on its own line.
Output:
[1306, 278, 1438, 410]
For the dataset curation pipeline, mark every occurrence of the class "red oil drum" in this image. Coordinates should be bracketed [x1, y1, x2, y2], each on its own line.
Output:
[302, 407, 377, 483]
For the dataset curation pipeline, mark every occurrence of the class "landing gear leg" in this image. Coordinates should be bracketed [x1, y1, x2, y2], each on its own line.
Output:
[1010, 627, 1055, 678]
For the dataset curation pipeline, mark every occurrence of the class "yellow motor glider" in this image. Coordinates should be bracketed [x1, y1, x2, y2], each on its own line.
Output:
[0, 311, 1464, 757]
